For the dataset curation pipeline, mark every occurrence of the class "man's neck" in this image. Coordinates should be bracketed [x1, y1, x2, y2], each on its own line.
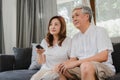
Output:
[79, 22, 90, 33]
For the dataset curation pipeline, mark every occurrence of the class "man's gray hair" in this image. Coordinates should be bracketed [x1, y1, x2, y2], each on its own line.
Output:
[73, 5, 93, 22]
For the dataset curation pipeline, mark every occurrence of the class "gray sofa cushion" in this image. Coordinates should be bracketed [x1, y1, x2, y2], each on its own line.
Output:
[0, 55, 15, 72]
[13, 47, 32, 69]
[0, 70, 37, 80]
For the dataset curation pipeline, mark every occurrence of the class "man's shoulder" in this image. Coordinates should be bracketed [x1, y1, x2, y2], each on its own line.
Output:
[91, 25, 107, 34]
[94, 26, 109, 38]
[94, 25, 106, 31]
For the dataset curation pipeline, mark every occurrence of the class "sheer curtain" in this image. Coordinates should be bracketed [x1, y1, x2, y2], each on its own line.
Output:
[96, 0, 120, 38]
[17, 0, 57, 48]
[0, 0, 5, 53]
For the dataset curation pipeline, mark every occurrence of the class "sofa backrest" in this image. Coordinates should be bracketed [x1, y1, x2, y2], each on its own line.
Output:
[12, 43, 120, 72]
[112, 43, 120, 73]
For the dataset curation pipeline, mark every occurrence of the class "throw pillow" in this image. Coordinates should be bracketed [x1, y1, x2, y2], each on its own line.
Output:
[29, 43, 41, 70]
[13, 47, 32, 69]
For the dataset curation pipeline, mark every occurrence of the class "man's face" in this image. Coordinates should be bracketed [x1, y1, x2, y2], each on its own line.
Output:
[72, 9, 88, 28]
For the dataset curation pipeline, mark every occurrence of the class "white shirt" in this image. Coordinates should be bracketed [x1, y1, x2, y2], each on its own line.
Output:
[40, 37, 71, 70]
[71, 24, 115, 72]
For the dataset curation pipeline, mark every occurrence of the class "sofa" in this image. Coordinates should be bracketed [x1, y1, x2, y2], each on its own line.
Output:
[0, 43, 120, 80]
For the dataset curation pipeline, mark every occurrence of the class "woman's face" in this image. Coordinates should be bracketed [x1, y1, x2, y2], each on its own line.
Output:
[49, 18, 61, 36]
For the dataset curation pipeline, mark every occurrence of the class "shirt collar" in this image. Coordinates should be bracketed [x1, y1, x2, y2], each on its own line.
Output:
[79, 24, 95, 35]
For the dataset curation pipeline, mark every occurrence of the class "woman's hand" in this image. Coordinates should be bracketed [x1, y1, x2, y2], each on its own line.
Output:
[36, 48, 45, 55]
[52, 64, 60, 73]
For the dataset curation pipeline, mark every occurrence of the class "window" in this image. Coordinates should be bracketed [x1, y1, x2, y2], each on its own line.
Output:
[57, 0, 120, 38]
[96, 0, 120, 37]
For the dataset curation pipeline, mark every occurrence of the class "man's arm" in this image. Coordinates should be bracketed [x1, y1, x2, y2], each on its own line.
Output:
[77, 49, 108, 66]
[59, 49, 108, 71]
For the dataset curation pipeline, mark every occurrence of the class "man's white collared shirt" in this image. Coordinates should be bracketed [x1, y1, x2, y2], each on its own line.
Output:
[71, 24, 115, 72]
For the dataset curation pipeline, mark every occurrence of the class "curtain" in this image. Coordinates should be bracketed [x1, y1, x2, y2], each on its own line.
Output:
[17, 0, 57, 48]
[0, 0, 5, 53]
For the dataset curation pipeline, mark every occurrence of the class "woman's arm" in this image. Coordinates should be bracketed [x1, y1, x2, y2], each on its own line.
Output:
[37, 54, 46, 64]
[36, 48, 46, 64]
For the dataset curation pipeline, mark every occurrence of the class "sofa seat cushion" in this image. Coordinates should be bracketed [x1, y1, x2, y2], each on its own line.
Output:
[0, 70, 37, 80]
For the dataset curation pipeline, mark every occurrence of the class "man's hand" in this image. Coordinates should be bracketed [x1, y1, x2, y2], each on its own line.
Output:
[52, 64, 61, 73]
[58, 60, 80, 74]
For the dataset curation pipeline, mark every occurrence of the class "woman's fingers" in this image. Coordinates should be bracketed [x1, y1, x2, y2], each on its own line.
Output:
[36, 48, 45, 55]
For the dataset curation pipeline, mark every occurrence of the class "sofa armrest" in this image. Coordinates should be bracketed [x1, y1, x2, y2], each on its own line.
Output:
[0, 54, 15, 72]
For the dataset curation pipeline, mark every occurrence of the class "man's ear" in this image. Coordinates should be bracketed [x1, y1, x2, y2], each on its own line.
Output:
[86, 14, 89, 19]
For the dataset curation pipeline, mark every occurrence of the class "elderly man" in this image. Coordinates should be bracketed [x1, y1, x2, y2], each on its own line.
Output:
[59, 5, 115, 80]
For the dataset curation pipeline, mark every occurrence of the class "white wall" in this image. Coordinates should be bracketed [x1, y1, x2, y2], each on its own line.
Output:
[2, 0, 16, 54]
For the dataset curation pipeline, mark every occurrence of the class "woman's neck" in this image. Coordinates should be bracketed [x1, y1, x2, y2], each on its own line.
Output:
[53, 35, 59, 45]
